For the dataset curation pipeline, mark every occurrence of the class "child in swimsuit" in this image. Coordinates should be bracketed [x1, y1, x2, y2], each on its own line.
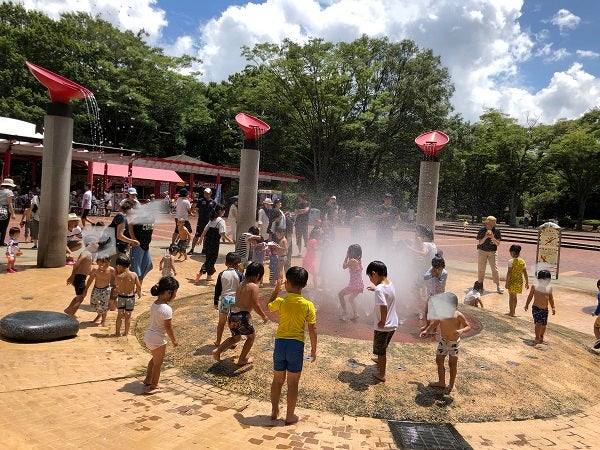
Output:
[83, 256, 115, 326]
[64, 235, 99, 318]
[505, 244, 529, 316]
[112, 255, 141, 337]
[338, 244, 364, 321]
[212, 262, 274, 366]
[160, 244, 178, 277]
[213, 252, 244, 346]
[524, 270, 555, 345]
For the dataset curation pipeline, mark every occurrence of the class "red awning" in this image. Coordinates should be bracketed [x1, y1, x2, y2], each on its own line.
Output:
[90, 162, 183, 183]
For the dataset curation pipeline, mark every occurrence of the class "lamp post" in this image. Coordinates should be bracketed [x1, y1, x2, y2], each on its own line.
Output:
[26, 62, 93, 267]
[414, 130, 449, 236]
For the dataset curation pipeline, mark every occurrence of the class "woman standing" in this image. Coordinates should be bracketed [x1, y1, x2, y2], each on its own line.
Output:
[0, 178, 17, 246]
[195, 204, 233, 283]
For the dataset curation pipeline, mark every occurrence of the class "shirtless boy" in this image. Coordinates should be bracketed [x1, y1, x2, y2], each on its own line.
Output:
[112, 255, 142, 337]
[83, 256, 115, 326]
[64, 236, 99, 318]
[524, 269, 555, 345]
[420, 292, 471, 394]
[212, 262, 273, 366]
[176, 219, 190, 261]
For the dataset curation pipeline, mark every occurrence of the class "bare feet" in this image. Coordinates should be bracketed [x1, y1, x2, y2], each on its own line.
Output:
[144, 384, 162, 393]
[212, 348, 221, 361]
[271, 407, 279, 420]
[213, 341, 220, 347]
[236, 357, 253, 366]
[285, 414, 301, 425]
[428, 381, 446, 388]
[206, 276, 214, 282]
[372, 373, 386, 382]
[100, 322, 105, 327]
[444, 384, 454, 394]
[371, 356, 379, 364]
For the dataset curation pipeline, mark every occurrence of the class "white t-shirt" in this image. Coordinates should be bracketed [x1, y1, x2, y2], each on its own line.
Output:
[464, 288, 481, 305]
[204, 217, 226, 234]
[176, 197, 191, 221]
[82, 190, 92, 209]
[31, 195, 40, 221]
[145, 302, 173, 341]
[373, 282, 398, 331]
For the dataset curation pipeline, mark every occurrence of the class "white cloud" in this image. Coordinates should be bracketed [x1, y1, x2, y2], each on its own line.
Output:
[550, 9, 580, 34]
[8, 0, 600, 125]
[18, 0, 167, 43]
[576, 49, 600, 59]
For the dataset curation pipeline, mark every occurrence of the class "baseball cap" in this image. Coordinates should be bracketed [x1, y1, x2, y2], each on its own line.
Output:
[263, 198, 273, 205]
[330, 195, 336, 200]
[127, 187, 137, 195]
[204, 188, 212, 194]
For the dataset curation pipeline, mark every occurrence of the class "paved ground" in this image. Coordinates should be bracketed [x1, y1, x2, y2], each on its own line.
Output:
[1, 216, 599, 449]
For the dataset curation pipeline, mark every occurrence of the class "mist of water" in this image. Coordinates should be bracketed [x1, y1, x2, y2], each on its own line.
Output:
[306, 226, 431, 326]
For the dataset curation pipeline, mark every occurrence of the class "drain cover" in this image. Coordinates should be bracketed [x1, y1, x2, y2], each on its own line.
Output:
[506, 360, 520, 366]
[388, 421, 473, 449]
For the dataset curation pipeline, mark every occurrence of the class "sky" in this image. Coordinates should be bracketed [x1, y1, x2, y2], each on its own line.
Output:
[12, 0, 600, 125]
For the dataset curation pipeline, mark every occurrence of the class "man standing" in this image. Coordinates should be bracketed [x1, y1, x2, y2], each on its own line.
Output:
[294, 193, 310, 257]
[128, 203, 155, 289]
[172, 188, 193, 244]
[374, 193, 399, 244]
[476, 215, 503, 294]
[80, 182, 94, 226]
[189, 187, 216, 254]
[120, 187, 141, 207]
[257, 198, 274, 240]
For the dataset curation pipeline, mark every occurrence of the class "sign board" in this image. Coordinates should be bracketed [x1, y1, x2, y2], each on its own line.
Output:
[535, 222, 561, 279]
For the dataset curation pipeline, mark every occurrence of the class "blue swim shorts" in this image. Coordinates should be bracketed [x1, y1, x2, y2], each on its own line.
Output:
[273, 338, 305, 373]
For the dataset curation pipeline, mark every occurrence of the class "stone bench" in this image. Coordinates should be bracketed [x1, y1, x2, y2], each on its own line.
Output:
[0, 310, 79, 342]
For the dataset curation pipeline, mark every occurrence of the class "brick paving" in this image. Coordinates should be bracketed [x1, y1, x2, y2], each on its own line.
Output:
[1, 216, 599, 449]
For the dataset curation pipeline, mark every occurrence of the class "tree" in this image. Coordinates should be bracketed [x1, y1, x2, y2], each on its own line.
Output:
[547, 128, 600, 229]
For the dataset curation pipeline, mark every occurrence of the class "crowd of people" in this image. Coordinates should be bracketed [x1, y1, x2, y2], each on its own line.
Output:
[5, 176, 600, 417]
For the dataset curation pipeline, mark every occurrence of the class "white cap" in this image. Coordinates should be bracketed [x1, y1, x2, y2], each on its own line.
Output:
[204, 188, 212, 194]
[330, 195, 336, 200]
[127, 187, 137, 195]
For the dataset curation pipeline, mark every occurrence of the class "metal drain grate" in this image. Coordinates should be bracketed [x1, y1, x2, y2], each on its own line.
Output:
[388, 421, 473, 450]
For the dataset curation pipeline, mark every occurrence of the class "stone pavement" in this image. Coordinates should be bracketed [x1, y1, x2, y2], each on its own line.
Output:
[1, 224, 599, 449]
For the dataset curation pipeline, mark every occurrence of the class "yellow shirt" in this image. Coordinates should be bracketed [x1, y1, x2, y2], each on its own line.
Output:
[268, 293, 316, 342]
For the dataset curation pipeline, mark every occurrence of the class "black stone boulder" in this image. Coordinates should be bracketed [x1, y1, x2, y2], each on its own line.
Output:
[0, 310, 79, 342]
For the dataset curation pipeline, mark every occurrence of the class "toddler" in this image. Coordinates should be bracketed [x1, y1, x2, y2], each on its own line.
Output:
[159, 244, 178, 277]
[505, 244, 529, 316]
[83, 256, 115, 326]
[524, 270, 555, 345]
[5, 226, 20, 273]
[464, 281, 484, 308]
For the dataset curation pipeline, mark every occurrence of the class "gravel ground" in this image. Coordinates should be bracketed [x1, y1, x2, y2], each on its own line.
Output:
[135, 288, 600, 423]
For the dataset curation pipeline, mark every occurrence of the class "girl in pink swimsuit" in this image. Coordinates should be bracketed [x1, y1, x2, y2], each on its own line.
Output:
[338, 244, 364, 321]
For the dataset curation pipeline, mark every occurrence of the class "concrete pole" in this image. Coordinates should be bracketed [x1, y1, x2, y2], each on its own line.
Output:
[236, 139, 260, 240]
[37, 102, 73, 268]
[416, 159, 440, 236]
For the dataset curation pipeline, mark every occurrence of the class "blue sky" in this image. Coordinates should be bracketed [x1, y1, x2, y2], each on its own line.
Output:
[11, 0, 600, 124]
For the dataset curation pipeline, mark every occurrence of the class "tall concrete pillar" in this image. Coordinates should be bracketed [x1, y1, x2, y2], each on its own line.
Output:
[416, 159, 440, 235]
[414, 130, 449, 238]
[37, 102, 74, 267]
[237, 139, 260, 239]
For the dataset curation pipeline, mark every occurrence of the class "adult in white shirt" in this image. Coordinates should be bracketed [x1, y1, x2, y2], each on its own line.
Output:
[228, 196, 238, 242]
[172, 188, 193, 244]
[80, 182, 94, 226]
